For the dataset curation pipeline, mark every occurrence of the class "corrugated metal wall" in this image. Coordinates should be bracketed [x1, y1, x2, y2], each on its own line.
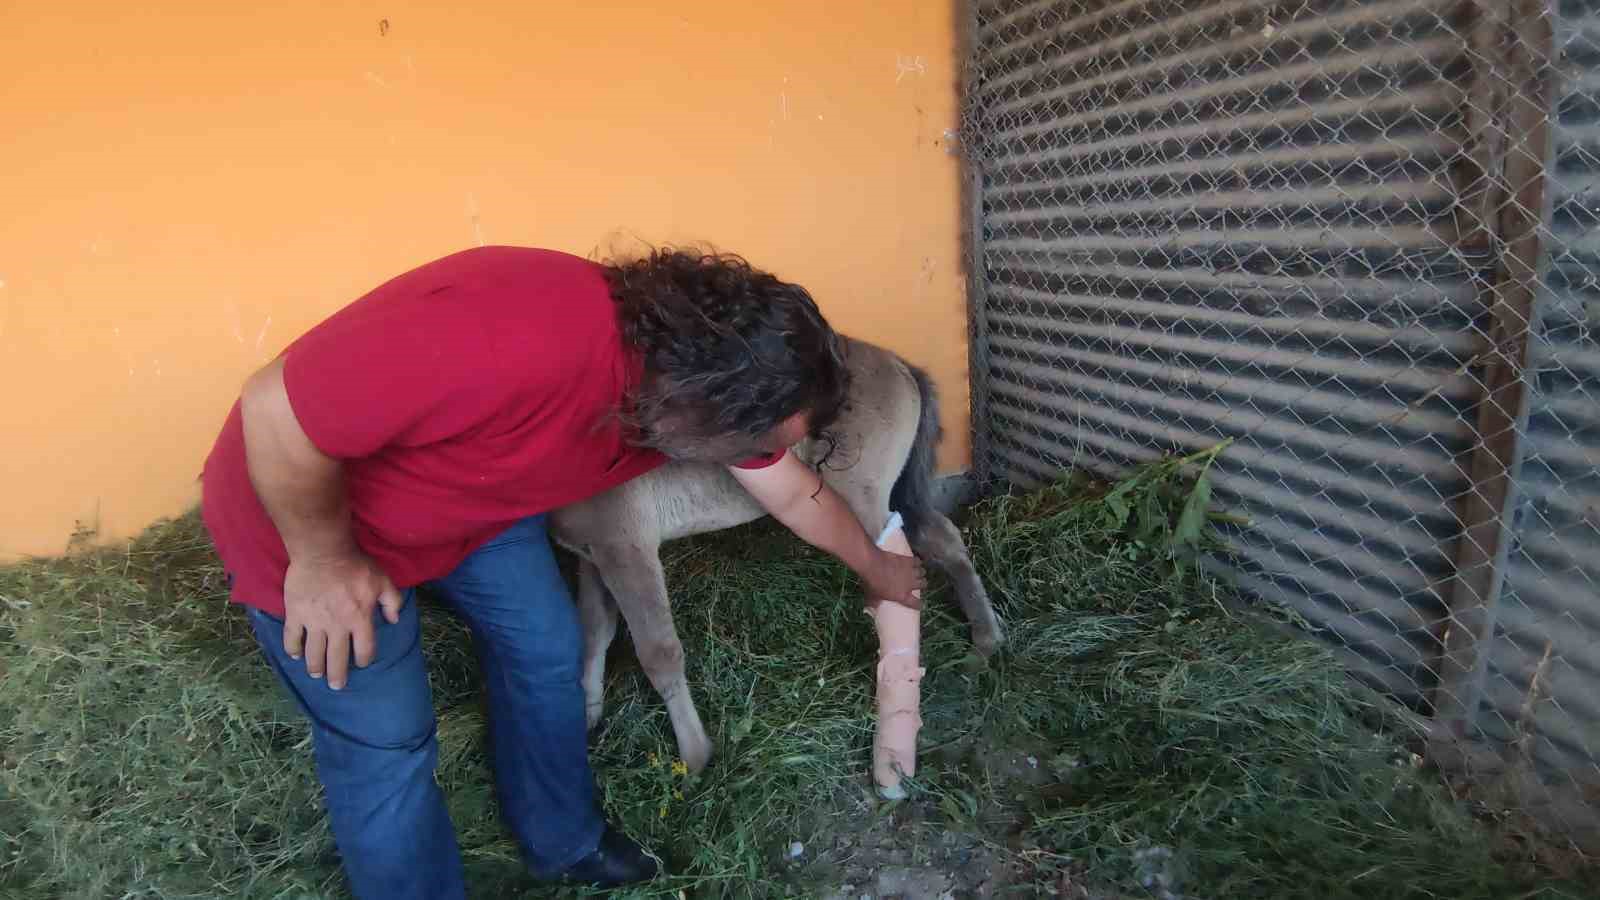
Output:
[964, 0, 1484, 705]
[1469, 0, 1600, 791]
[962, 0, 1600, 840]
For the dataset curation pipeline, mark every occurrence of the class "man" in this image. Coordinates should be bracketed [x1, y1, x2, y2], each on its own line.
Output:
[200, 245, 926, 898]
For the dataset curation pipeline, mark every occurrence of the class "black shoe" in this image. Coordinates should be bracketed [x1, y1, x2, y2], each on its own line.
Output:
[559, 825, 660, 888]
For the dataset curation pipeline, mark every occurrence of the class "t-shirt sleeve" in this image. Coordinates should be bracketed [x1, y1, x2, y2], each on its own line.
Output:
[281, 311, 504, 459]
[732, 448, 788, 470]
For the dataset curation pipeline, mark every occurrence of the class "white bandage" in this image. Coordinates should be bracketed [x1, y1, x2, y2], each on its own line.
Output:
[870, 511, 923, 800]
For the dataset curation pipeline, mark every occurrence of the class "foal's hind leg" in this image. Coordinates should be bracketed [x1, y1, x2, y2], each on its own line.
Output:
[590, 543, 713, 774]
[909, 512, 1005, 656]
[835, 477, 1006, 657]
[576, 559, 619, 730]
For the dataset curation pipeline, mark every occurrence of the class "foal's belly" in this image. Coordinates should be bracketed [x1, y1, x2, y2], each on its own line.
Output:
[646, 464, 769, 542]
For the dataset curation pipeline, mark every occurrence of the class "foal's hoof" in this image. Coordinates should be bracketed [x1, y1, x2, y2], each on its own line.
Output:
[682, 739, 713, 775]
[974, 619, 1006, 657]
[586, 701, 605, 731]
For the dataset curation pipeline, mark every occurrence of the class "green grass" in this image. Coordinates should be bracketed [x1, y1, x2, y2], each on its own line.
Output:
[2, 466, 1595, 898]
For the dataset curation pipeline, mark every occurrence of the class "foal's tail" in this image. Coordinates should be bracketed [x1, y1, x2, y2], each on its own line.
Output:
[888, 361, 943, 542]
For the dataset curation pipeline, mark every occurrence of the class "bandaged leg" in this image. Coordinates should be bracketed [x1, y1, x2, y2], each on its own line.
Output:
[870, 512, 924, 800]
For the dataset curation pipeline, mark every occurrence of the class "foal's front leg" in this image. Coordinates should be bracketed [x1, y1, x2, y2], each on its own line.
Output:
[575, 559, 619, 730]
[590, 543, 714, 774]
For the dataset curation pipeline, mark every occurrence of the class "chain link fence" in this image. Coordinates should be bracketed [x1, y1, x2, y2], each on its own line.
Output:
[958, 0, 1600, 852]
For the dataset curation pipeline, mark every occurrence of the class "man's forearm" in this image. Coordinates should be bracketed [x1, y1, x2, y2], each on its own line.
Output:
[240, 358, 357, 562]
[765, 477, 882, 579]
[728, 452, 921, 607]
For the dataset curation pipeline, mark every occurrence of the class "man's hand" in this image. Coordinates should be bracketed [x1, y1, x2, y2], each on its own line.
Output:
[282, 553, 405, 689]
[240, 355, 400, 688]
[860, 547, 925, 612]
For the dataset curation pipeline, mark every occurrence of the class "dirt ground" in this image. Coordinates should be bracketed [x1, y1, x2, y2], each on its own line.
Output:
[782, 736, 1181, 899]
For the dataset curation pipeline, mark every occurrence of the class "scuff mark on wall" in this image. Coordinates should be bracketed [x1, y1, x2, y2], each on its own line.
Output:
[112, 326, 140, 380]
[467, 194, 485, 246]
[224, 296, 244, 343]
[912, 256, 936, 305]
[253, 315, 272, 353]
[895, 54, 926, 84]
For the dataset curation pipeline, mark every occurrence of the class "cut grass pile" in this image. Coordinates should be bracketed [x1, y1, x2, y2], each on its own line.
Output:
[1, 464, 1594, 898]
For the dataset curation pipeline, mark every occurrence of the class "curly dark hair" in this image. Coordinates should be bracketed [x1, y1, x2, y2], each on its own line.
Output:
[604, 247, 850, 462]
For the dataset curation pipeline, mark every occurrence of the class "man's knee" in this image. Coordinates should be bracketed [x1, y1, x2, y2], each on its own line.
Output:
[314, 715, 439, 780]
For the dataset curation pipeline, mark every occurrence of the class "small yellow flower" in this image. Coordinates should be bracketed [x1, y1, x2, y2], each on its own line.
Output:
[673, 789, 684, 801]
[648, 752, 660, 768]
[658, 804, 668, 819]
[671, 760, 689, 777]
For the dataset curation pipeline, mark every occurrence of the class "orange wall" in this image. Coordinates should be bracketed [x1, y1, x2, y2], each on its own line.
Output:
[0, 2, 970, 559]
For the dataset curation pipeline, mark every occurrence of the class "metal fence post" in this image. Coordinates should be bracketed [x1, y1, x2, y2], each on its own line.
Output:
[960, 0, 996, 490]
[1429, 0, 1553, 762]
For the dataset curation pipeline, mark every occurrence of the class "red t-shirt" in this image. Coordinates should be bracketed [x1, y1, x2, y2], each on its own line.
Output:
[200, 246, 782, 617]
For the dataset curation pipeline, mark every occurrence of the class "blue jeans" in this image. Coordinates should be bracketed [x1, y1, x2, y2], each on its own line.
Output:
[245, 515, 604, 900]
